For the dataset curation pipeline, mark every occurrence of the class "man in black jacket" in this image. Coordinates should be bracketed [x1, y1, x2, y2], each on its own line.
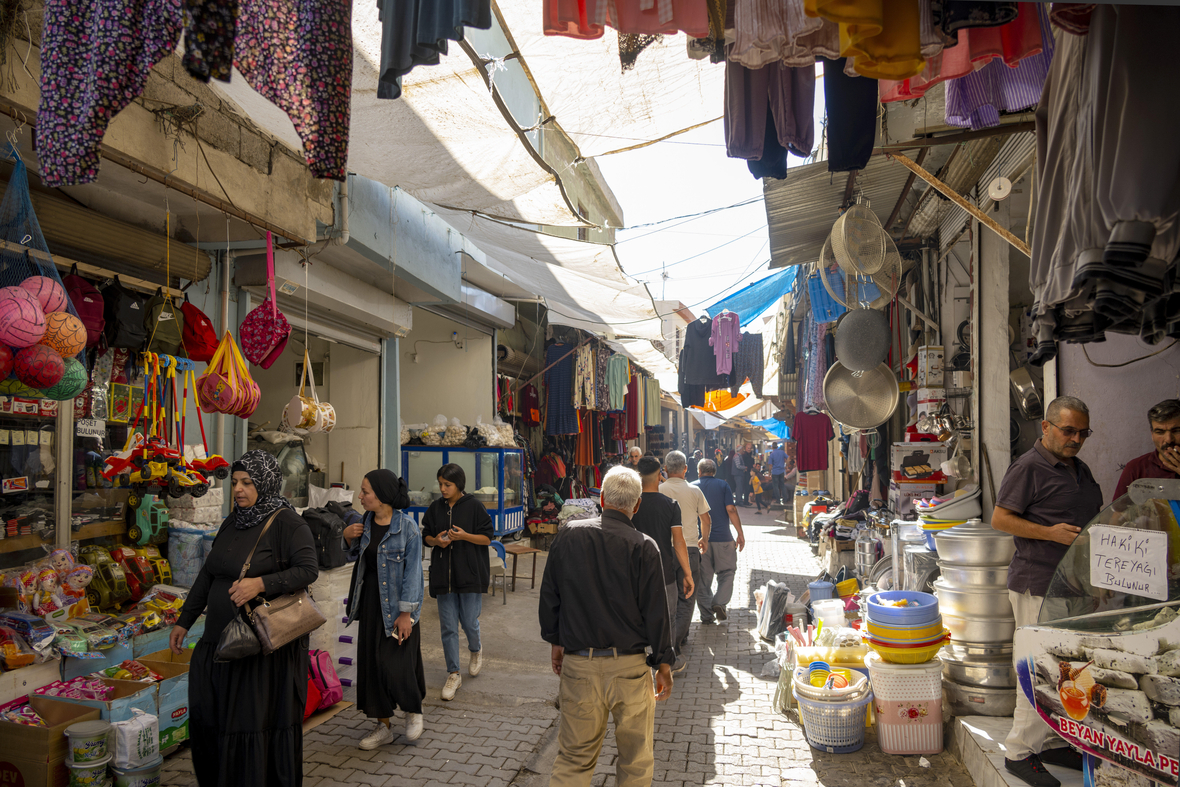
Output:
[540, 466, 674, 787]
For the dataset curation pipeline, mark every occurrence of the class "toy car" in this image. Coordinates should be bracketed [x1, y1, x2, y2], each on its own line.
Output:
[0, 612, 54, 652]
[78, 546, 132, 611]
[165, 465, 209, 499]
[52, 625, 90, 657]
[114, 610, 162, 637]
[54, 618, 118, 650]
[126, 498, 169, 546]
[133, 546, 172, 586]
[108, 546, 157, 599]
[101, 433, 146, 481]
[190, 454, 230, 480]
[77, 613, 134, 644]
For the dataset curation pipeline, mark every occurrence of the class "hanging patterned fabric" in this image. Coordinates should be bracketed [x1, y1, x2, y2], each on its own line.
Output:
[618, 31, 662, 70]
[545, 343, 579, 435]
[575, 410, 596, 467]
[594, 345, 612, 409]
[573, 344, 596, 409]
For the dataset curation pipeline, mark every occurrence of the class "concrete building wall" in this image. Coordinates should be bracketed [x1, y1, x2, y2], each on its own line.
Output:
[399, 309, 495, 427]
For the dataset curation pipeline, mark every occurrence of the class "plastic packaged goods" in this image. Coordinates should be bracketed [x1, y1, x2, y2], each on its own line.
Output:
[109, 709, 159, 770]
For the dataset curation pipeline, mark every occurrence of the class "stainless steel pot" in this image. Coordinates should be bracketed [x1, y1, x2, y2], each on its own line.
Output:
[942, 659, 1018, 688]
[933, 519, 1016, 566]
[942, 611, 1016, 643]
[942, 640, 1012, 662]
[937, 561, 1009, 588]
[944, 678, 1017, 717]
[934, 579, 1014, 617]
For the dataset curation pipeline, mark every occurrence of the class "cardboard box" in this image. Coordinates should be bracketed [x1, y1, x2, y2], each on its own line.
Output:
[917, 346, 945, 387]
[891, 442, 949, 483]
[0, 695, 101, 787]
[139, 650, 191, 749]
[0, 661, 62, 707]
[48, 678, 157, 723]
[888, 480, 938, 516]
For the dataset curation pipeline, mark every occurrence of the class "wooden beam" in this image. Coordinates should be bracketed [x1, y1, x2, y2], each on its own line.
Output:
[887, 153, 1030, 257]
[841, 170, 858, 209]
[872, 122, 1034, 155]
[900, 144, 960, 240]
[885, 148, 928, 231]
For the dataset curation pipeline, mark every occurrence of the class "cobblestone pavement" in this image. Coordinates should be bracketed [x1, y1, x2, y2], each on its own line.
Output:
[161, 506, 977, 787]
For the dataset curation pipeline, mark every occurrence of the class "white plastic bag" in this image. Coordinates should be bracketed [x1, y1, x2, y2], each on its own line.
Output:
[308, 484, 355, 508]
[110, 708, 159, 769]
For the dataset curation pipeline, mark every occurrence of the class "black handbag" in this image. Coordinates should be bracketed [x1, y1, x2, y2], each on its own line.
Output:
[213, 511, 281, 663]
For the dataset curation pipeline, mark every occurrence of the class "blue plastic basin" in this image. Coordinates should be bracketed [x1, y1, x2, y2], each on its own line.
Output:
[866, 591, 939, 625]
[809, 581, 836, 600]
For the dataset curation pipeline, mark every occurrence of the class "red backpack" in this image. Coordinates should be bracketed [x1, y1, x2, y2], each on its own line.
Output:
[239, 232, 290, 369]
[308, 649, 343, 711]
[62, 265, 105, 348]
[180, 296, 219, 363]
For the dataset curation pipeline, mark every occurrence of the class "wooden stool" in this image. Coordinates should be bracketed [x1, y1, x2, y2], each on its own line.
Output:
[503, 542, 541, 591]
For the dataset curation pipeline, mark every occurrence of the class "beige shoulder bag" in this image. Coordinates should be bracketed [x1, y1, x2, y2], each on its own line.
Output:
[244, 511, 326, 655]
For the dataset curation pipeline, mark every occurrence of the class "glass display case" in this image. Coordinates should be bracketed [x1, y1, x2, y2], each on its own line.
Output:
[1015, 478, 1180, 787]
[400, 446, 525, 539]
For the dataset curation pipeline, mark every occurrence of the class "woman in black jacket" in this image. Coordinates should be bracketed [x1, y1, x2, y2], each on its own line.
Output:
[421, 463, 494, 702]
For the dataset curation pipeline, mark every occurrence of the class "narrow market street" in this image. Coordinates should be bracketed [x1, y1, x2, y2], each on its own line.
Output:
[160, 508, 975, 787]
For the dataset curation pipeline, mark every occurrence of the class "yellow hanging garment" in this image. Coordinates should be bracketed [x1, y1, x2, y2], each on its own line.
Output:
[840, 0, 924, 80]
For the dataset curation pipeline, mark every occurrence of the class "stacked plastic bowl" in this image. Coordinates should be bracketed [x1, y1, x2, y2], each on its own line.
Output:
[918, 516, 968, 552]
[863, 591, 949, 664]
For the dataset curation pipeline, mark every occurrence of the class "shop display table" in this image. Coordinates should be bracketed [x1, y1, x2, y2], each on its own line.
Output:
[503, 542, 540, 591]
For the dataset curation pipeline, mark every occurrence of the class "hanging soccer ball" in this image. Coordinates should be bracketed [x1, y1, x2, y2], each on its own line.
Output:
[0, 288, 46, 348]
[41, 357, 87, 400]
[39, 312, 87, 357]
[19, 276, 68, 314]
[0, 344, 14, 380]
[15, 345, 64, 389]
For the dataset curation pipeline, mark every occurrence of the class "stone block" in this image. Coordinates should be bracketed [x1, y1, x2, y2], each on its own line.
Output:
[1139, 674, 1180, 705]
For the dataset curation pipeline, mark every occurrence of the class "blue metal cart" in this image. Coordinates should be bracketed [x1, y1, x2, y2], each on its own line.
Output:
[400, 445, 526, 539]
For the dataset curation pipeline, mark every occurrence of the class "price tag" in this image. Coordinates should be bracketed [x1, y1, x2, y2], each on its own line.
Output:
[39, 431, 52, 447]
[11, 431, 24, 446]
[0, 430, 10, 445]
[25, 430, 38, 447]
[1089, 525, 1168, 601]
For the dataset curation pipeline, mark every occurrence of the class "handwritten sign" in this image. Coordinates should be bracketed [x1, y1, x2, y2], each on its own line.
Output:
[1089, 525, 1168, 601]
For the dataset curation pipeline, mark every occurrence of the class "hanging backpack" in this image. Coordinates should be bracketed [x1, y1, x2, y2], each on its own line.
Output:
[180, 296, 218, 363]
[62, 265, 105, 348]
[143, 289, 184, 357]
[308, 649, 343, 711]
[302, 507, 348, 569]
[239, 231, 290, 369]
[101, 277, 148, 350]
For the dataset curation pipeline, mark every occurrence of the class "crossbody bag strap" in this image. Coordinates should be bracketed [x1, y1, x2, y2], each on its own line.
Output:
[237, 510, 283, 582]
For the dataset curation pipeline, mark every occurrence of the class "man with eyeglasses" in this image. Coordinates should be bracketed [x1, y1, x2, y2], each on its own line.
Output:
[1112, 399, 1180, 500]
[992, 395, 1103, 787]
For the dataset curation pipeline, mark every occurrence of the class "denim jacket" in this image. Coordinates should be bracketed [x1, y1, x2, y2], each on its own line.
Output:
[345, 510, 423, 634]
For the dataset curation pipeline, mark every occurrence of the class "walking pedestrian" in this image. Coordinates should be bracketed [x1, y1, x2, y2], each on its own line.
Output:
[732, 443, 753, 506]
[343, 469, 425, 748]
[659, 451, 713, 636]
[685, 450, 703, 483]
[692, 460, 746, 623]
[631, 456, 694, 672]
[421, 463, 494, 701]
[540, 466, 674, 787]
[768, 442, 788, 503]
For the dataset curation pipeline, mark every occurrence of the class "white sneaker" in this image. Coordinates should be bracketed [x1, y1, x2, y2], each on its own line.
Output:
[469, 650, 483, 677]
[405, 713, 424, 742]
[441, 672, 462, 701]
[359, 722, 394, 750]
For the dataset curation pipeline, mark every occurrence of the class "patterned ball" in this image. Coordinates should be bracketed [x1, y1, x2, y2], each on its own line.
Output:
[19, 276, 68, 314]
[0, 291, 45, 348]
[39, 312, 87, 357]
[41, 357, 87, 400]
[15, 345, 64, 389]
[0, 344, 13, 380]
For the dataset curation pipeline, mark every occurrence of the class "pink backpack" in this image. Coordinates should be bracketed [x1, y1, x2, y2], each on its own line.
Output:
[239, 232, 290, 369]
[308, 649, 342, 710]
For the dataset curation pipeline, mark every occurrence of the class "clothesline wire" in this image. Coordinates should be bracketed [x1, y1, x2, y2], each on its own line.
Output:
[609, 262, 774, 328]
[625, 225, 767, 276]
[617, 196, 765, 239]
[540, 126, 728, 148]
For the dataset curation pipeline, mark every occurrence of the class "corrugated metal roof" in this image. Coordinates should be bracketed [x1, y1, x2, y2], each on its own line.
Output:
[765, 156, 915, 270]
[938, 132, 1036, 248]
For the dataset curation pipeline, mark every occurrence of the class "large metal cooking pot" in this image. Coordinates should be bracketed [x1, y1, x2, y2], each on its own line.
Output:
[942, 658, 1018, 688]
[934, 579, 1014, 617]
[933, 519, 1016, 566]
[941, 611, 1016, 643]
[943, 678, 1017, 717]
[937, 561, 1009, 588]
[942, 640, 1012, 662]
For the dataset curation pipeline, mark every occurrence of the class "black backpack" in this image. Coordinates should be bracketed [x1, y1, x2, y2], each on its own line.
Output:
[303, 507, 348, 569]
[101, 277, 148, 350]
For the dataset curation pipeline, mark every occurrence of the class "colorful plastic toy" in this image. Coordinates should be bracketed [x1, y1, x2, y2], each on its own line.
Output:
[78, 546, 131, 611]
[126, 496, 169, 546]
[133, 546, 172, 587]
[108, 546, 157, 600]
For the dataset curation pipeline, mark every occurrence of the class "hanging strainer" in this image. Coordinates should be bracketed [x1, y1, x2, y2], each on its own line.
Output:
[831, 204, 888, 275]
[822, 361, 900, 430]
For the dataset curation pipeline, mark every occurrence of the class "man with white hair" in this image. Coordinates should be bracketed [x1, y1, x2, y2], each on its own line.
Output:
[623, 445, 643, 472]
[539, 466, 674, 787]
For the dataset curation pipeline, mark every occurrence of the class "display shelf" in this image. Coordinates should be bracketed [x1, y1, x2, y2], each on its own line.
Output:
[0, 532, 51, 554]
[72, 520, 126, 541]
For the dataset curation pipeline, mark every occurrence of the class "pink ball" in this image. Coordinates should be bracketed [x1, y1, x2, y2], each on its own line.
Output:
[15, 344, 64, 389]
[20, 276, 68, 314]
[0, 344, 13, 380]
[0, 285, 39, 308]
[0, 294, 45, 348]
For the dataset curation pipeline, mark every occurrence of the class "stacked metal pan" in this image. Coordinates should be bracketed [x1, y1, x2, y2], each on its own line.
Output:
[933, 519, 1019, 716]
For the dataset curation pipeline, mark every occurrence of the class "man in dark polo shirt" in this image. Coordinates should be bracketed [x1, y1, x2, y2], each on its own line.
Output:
[1113, 399, 1180, 500]
[992, 396, 1103, 787]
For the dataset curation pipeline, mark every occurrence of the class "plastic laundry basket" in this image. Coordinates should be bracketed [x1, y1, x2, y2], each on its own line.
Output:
[866, 652, 944, 755]
[792, 689, 874, 753]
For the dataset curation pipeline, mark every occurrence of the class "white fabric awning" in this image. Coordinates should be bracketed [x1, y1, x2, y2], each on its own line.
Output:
[717, 396, 767, 420]
[496, 1, 726, 159]
[607, 339, 679, 393]
[689, 408, 725, 431]
[207, 4, 581, 226]
[433, 208, 663, 340]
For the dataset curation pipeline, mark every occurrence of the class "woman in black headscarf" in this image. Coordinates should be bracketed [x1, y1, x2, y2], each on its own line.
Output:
[342, 469, 425, 749]
[171, 449, 318, 787]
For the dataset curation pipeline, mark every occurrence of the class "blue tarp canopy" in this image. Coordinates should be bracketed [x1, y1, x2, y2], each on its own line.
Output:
[705, 267, 798, 323]
[749, 418, 790, 440]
